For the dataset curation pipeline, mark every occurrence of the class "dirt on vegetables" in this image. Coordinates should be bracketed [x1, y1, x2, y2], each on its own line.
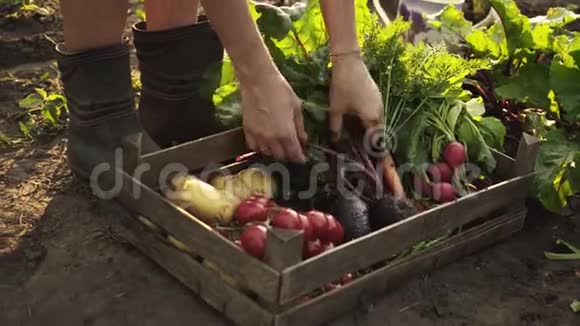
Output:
[1, 1, 579, 325]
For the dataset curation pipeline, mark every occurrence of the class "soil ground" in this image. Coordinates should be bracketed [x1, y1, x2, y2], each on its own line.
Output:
[1, 1, 579, 325]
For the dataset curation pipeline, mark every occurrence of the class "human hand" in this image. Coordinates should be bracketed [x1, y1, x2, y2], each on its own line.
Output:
[328, 54, 383, 140]
[239, 69, 308, 163]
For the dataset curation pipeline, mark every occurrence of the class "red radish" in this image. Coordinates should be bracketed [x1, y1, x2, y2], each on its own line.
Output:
[303, 239, 324, 258]
[271, 208, 302, 230]
[413, 175, 432, 197]
[247, 195, 274, 207]
[234, 200, 267, 225]
[427, 162, 453, 183]
[240, 225, 267, 259]
[298, 214, 314, 242]
[341, 273, 353, 285]
[431, 182, 457, 203]
[443, 141, 466, 168]
[322, 242, 335, 252]
[325, 214, 344, 245]
[305, 210, 329, 240]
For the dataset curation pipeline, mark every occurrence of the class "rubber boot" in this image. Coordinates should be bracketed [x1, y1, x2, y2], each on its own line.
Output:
[132, 16, 225, 148]
[56, 40, 159, 181]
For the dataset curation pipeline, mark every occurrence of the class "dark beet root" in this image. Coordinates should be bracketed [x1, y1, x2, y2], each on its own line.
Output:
[328, 195, 372, 241]
[368, 195, 418, 230]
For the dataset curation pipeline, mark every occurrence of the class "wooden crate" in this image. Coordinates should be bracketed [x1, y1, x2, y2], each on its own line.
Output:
[110, 128, 539, 326]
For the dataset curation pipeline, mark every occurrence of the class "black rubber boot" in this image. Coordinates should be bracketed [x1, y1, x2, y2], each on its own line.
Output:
[132, 16, 225, 148]
[56, 40, 159, 180]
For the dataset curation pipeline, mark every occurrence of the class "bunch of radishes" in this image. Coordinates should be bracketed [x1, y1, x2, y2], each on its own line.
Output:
[414, 141, 466, 203]
[232, 195, 345, 261]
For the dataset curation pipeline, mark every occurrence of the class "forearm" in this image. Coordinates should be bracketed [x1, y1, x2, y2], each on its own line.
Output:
[320, 0, 360, 55]
[200, 0, 277, 82]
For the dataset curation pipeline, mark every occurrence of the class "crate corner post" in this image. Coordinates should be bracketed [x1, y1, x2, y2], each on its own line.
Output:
[512, 132, 541, 177]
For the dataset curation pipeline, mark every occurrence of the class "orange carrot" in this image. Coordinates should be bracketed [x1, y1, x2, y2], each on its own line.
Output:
[381, 152, 407, 200]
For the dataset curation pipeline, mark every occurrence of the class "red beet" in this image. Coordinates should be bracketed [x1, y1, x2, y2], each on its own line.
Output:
[240, 225, 267, 259]
[431, 182, 457, 203]
[443, 141, 466, 168]
[427, 162, 453, 183]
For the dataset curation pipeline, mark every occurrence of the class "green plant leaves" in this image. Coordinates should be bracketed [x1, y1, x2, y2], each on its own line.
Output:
[18, 92, 43, 109]
[534, 129, 580, 213]
[495, 62, 551, 109]
[489, 0, 534, 56]
[456, 113, 497, 173]
[549, 59, 580, 121]
[16, 86, 68, 138]
[530, 7, 578, 28]
[475, 116, 507, 150]
[254, 3, 293, 40]
[544, 239, 580, 260]
[571, 300, 580, 313]
[439, 5, 473, 38]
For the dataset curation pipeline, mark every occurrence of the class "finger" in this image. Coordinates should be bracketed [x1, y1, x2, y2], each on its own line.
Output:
[293, 108, 309, 146]
[361, 111, 382, 131]
[257, 141, 273, 158]
[244, 131, 258, 152]
[267, 140, 287, 162]
[329, 110, 344, 143]
[280, 133, 306, 163]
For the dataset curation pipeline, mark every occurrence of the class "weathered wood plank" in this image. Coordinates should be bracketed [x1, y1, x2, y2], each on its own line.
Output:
[275, 206, 527, 326]
[491, 149, 515, 180]
[114, 169, 281, 303]
[512, 133, 540, 177]
[265, 229, 304, 271]
[279, 175, 533, 304]
[115, 212, 273, 326]
[139, 128, 248, 187]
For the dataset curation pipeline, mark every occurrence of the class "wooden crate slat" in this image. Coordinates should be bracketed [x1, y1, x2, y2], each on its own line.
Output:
[512, 133, 541, 177]
[275, 206, 526, 326]
[279, 175, 532, 303]
[491, 149, 515, 179]
[115, 212, 274, 326]
[114, 169, 281, 303]
[139, 128, 248, 187]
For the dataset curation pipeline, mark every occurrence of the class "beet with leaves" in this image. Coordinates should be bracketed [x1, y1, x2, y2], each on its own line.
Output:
[369, 195, 418, 231]
[328, 195, 372, 241]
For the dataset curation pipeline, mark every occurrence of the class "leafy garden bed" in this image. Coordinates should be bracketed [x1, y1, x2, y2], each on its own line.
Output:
[212, 0, 579, 216]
